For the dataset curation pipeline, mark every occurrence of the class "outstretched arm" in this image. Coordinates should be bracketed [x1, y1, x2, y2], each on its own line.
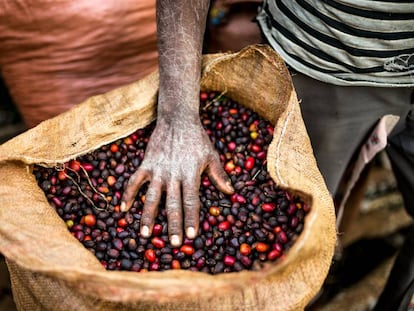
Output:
[121, 0, 234, 247]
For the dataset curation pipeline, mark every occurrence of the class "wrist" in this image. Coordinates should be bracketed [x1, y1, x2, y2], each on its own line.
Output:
[157, 102, 201, 125]
[157, 86, 201, 123]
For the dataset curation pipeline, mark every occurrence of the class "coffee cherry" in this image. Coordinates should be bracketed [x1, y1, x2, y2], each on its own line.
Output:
[33, 92, 310, 275]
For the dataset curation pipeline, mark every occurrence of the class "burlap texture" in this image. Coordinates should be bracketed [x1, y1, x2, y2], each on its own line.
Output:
[0, 0, 158, 128]
[0, 45, 336, 311]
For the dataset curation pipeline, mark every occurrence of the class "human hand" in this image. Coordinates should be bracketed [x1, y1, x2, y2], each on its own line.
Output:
[121, 117, 234, 247]
[121, 0, 222, 247]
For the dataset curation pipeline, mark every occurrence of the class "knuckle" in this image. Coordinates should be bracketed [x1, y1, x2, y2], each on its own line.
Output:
[141, 213, 153, 225]
[166, 198, 181, 213]
[144, 188, 159, 204]
[166, 210, 181, 220]
[208, 151, 220, 162]
[184, 193, 200, 207]
[127, 174, 137, 187]
[185, 213, 196, 225]
[169, 221, 180, 233]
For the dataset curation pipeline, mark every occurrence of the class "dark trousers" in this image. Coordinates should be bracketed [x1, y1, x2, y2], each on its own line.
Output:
[374, 109, 414, 311]
[292, 73, 414, 309]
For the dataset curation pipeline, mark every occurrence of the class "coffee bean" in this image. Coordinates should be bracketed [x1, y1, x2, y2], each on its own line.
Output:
[34, 92, 310, 275]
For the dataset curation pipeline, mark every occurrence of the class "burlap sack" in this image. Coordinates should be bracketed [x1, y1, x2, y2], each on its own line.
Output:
[0, 45, 336, 311]
[0, 0, 158, 128]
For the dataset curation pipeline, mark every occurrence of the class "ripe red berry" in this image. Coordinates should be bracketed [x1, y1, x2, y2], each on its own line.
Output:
[84, 214, 96, 227]
[240, 243, 251, 256]
[200, 92, 209, 101]
[145, 249, 156, 262]
[245, 157, 255, 171]
[261, 203, 276, 213]
[151, 237, 165, 249]
[255, 242, 269, 253]
[180, 245, 195, 256]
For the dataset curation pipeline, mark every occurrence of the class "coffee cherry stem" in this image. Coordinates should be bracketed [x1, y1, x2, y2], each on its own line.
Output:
[56, 163, 109, 212]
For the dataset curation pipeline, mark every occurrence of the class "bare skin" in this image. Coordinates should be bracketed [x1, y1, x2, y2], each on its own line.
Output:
[121, 0, 233, 247]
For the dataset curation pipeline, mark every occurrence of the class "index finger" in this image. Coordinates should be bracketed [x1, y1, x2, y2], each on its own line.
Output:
[120, 168, 149, 212]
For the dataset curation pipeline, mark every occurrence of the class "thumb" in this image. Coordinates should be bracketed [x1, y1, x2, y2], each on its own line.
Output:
[206, 157, 234, 195]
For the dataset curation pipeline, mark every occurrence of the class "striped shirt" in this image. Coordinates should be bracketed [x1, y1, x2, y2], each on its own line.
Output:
[256, 0, 414, 87]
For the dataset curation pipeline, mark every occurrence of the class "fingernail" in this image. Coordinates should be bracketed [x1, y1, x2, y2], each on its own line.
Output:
[226, 181, 234, 192]
[141, 225, 150, 237]
[120, 202, 128, 212]
[171, 235, 180, 247]
[186, 227, 196, 239]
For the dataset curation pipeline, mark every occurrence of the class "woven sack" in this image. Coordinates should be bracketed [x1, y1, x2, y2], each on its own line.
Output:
[0, 0, 158, 128]
[0, 44, 336, 311]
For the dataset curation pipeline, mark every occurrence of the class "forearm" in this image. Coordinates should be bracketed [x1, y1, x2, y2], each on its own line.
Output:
[156, 0, 210, 124]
